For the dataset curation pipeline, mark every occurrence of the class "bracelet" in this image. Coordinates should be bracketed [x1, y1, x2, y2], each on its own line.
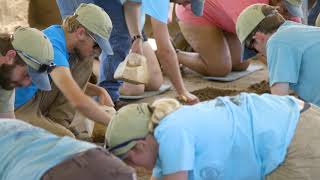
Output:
[131, 35, 143, 43]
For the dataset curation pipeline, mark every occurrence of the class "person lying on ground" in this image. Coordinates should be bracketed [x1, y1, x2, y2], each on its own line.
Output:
[0, 27, 54, 119]
[175, 0, 303, 77]
[106, 93, 320, 180]
[236, 3, 320, 106]
[15, 3, 114, 137]
[0, 118, 136, 180]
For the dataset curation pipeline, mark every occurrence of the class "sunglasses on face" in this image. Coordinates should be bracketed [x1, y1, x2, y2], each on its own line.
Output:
[86, 31, 100, 49]
[245, 37, 255, 50]
[16, 50, 56, 73]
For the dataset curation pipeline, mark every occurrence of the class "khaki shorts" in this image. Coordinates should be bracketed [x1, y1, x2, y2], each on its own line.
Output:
[266, 104, 320, 180]
[41, 148, 136, 180]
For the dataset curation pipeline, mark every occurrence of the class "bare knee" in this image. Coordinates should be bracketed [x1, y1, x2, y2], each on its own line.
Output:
[120, 83, 145, 96]
[232, 61, 250, 71]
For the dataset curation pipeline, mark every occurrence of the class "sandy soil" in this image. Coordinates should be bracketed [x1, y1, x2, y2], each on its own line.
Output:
[0, 1, 269, 179]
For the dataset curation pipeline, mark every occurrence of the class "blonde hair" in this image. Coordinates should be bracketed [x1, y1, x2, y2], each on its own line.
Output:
[148, 98, 181, 132]
[62, 15, 84, 33]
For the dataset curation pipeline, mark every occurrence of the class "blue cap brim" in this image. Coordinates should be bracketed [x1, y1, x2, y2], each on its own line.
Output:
[241, 45, 257, 61]
[94, 34, 114, 55]
[284, 0, 303, 18]
[191, 0, 204, 16]
[27, 66, 51, 91]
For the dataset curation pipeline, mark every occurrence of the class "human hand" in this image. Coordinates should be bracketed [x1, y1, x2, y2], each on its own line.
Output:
[98, 87, 114, 107]
[130, 38, 143, 55]
[177, 91, 200, 105]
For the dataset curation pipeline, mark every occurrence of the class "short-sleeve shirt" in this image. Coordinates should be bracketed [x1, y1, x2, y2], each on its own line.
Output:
[0, 119, 96, 180]
[0, 88, 14, 113]
[267, 21, 320, 106]
[15, 25, 70, 109]
[141, 0, 170, 24]
[152, 93, 300, 180]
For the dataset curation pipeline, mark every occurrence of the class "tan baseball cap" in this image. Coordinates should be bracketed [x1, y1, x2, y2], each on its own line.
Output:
[283, 0, 303, 18]
[11, 26, 54, 91]
[105, 103, 151, 156]
[75, 3, 113, 55]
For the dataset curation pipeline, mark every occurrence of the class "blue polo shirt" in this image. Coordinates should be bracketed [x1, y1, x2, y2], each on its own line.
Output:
[0, 119, 96, 180]
[152, 93, 300, 180]
[267, 21, 320, 106]
[15, 25, 70, 109]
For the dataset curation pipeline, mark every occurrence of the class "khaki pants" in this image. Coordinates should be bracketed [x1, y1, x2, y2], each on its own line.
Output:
[15, 55, 93, 137]
[266, 104, 320, 180]
[41, 148, 136, 180]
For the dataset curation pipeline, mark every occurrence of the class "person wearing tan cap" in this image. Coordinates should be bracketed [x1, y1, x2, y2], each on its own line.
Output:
[106, 93, 320, 179]
[236, 4, 320, 107]
[0, 26, 55, 119]
[15, 3, 114, 137]
[174, 0, 303, 77]
[0, 119, 136, 180]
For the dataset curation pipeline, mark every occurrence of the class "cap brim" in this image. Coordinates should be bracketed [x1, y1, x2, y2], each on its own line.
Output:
[191, 0, 204, 16]
[241, 45, 257, 61]
[94, 34, 114, 55]
[27, 66, 51, 91]
[284, 1, 303, 18]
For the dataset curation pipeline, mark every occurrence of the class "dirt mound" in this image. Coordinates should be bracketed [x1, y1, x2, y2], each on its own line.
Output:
[247, 80, 270, 94]
[192, 87, 241, 102]
[192, 80, 270, 101]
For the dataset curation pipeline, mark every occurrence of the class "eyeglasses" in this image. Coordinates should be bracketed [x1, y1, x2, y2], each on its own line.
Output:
[107, 137, 146, 159]
[86, 31, 100, 49]
[245, 37, 256, 50]
[16, 50, 56, 73]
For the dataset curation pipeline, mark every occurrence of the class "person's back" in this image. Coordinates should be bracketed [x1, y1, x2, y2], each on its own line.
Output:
[152, 93, 300, 179]
[267, 21, 320, 106]
[0, 119, 95, 180]
[0, 119, 135, 180]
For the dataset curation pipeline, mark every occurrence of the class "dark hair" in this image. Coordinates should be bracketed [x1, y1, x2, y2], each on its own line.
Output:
[0, 33, 25, 66]
[246, 5, 285, 42]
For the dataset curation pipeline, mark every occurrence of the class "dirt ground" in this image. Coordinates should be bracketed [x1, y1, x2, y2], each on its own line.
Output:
[0, 1, 269, 179]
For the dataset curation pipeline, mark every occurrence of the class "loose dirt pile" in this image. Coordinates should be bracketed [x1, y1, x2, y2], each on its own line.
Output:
[192, 80, 270, 101]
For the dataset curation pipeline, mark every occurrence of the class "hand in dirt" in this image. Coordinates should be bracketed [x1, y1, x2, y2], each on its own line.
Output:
[178, 92, 200, 105]
[98, 87, 114, 107]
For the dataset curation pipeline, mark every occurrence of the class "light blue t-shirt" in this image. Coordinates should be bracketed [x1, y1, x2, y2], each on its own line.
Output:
[267, 21, 320, 106]
[15, 25, 70, 108]
[152, 93, 301, 180]
[0, 119, 96, 180]
[142, 0, 169, 24]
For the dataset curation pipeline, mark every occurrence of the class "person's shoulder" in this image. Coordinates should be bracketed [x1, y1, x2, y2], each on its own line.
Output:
[42, 25, 65, 45]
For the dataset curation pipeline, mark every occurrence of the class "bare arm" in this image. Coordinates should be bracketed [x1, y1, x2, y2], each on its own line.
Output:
[150, 17, 199, 104]
[270, 82, 290, 96]
[50, 67, 111, 125]
[85, 82, 114, 106]
[124, 1, 143, 55]
[151, 171, 188, 180]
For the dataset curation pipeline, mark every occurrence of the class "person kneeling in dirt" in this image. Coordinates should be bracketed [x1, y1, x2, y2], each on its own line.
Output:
[175, 0, 303, 77]
[236, 4, 320, 107]
[0, 119, 136, 180]
[106, 93, 320, 180]
[15, 3, 114, 138]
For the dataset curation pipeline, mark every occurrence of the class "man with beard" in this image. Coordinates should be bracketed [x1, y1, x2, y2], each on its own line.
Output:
[15, 3, 114, 137]
[0, 27, 54, 119]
